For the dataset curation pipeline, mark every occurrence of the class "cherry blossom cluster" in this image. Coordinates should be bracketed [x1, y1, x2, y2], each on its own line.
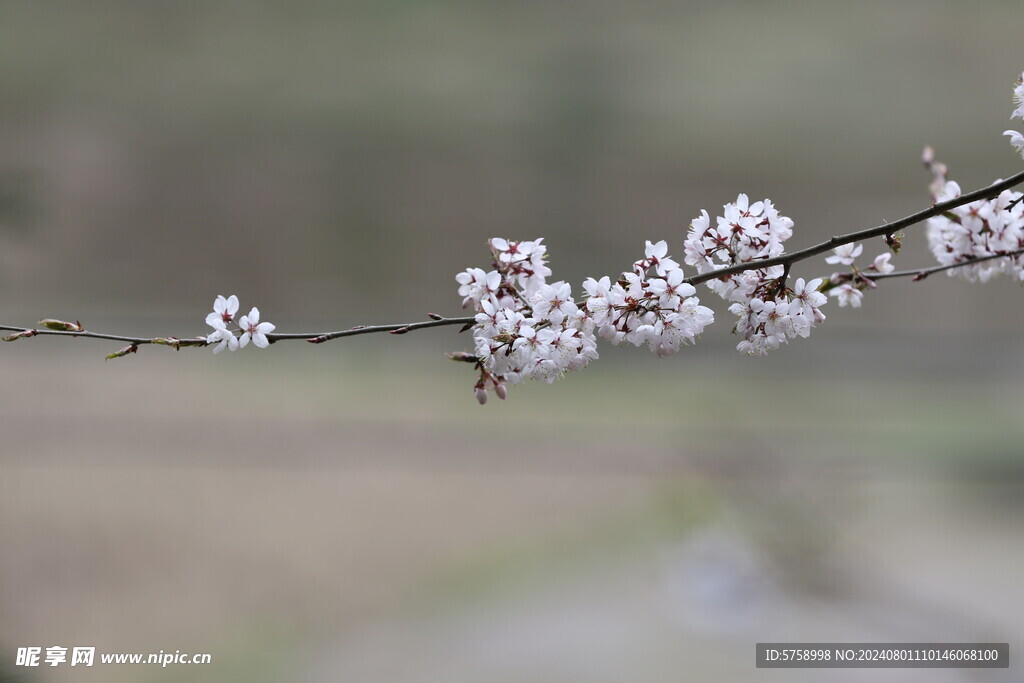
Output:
[204, 294, 276, 353]
[456, 238, 716, 403]
[1005, 71, 1024, 159]
[457, 239, 598, 404]
[582, 240, 715, 356]
[923, 150, 1024, 282]
[683, 195, 826, 355]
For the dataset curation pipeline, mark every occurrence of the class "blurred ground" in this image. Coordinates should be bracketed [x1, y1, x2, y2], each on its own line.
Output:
[2, 1, 1024, 681]
[2, 343, 1023, 681]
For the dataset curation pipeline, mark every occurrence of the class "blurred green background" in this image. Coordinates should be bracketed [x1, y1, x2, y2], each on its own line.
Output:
[1, 2, 1023, 681]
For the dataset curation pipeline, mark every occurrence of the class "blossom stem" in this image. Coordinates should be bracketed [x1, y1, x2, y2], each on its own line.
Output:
[0, 327, 202, 345]
[270, 316, 476, 343]
[864, 246, 1024, 282]
[0, 315, 477, 349]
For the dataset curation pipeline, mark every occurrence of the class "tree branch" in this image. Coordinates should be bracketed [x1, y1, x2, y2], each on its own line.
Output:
[864, 246, 1024, 282]
[2, 169, 1023, 355]
[0, 326, 202, 346]
[270, 315, 476, 343]
[684, 168, 1024, 286]
[0, 315, 477, 350]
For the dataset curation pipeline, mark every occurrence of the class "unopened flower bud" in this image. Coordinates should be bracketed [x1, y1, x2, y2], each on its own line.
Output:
[446, 352, 478, 363]
[475, 387, 488, 405]
[105, 343, 138, 360]
[2, 329, 36, 342]
[38, 319, 83, 332]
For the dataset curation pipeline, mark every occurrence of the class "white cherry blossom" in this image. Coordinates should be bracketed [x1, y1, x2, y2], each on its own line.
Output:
[825, 243, 863, 266]
[789, 278, 826, 317]
[206, 294, 239, 328]
[456, 268, 501, 308]
[531, 282, 577, 325]
[206, 323, 239, 354]
[238, 307, 276, 349]
[872, 253, 895, 274]
[1012, 72, 1024, 120]
[1006, 130, 1024, 159]
[831, 283, 864, 308]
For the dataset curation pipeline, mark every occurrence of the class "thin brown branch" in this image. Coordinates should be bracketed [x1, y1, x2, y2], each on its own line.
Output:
[0, 326, 204, 346]
[2, 169, 1023, 355]
[864, 247, 1024, 282]
[684, 168, 1024, 286]
[0, 315, 477, 350]
[270, 316, 476, 343]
